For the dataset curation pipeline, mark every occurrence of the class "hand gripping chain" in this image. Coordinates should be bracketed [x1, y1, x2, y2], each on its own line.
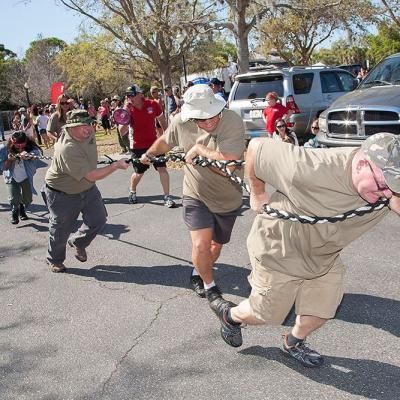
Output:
[18, 152, 389, 223]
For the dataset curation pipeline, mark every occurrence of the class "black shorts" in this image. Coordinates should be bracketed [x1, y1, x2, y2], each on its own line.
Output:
[101, 117, 111, 130]
[39, 129, 47, 135]
[182, 196, 239, 244]
[131, 148, 167, 174]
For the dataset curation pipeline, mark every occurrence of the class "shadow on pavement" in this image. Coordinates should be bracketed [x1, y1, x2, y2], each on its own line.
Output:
[102, 194, 181, 207]
[240, 346, 400, 400]
[282, 293, 400, 338]
[66, 263, 252, 298]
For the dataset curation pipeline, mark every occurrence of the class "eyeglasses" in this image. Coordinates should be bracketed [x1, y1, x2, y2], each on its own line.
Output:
[276, 124, 286, 128]
[368, 162, 389, 192]
[311, 126, 319, 130]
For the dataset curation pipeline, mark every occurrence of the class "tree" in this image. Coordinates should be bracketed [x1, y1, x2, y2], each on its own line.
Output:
[23, 37, 67, 103]
[0, 45, 17, 108]
[55, 35, 136, 99]
[257, 0, 376, 65]
[379, 0, 400, 28]
[59, 0, 216, 87]
[365, 23, 400, 64]
[312, 40, 367, 66]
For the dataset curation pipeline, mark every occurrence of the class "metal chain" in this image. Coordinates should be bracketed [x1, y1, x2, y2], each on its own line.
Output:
[14, 152, 389, 223]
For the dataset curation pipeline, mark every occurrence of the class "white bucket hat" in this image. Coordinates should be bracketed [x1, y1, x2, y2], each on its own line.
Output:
[181, 84, 226, 122]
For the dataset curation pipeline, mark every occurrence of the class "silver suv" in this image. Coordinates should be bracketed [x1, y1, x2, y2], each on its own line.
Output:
[318, 53, 400, 147]
[227, 66, 357, 142]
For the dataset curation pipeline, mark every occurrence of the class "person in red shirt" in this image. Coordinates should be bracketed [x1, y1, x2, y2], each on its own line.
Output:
[119, 84, 176, 208]
[98, 100, 111, 135]
[262, 91, 293, 137]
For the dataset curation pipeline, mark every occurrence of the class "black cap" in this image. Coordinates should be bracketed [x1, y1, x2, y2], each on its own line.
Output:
[210, 77, 224, 86]
[126, 84, 143, 96]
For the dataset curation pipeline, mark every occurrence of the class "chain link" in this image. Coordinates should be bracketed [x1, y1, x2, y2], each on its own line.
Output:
[14, 152, 389, 223]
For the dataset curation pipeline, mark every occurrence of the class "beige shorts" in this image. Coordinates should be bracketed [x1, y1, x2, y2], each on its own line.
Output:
[248, 257, 345, 324]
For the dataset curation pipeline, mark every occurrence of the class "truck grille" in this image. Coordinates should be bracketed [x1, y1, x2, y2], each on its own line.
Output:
[327, 108, 400, 139]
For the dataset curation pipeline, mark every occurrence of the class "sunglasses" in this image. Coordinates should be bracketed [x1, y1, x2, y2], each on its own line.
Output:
[60, 102, 69, 105]
[189, 113, 222, 123]
[276, 124, 286, 128]
[311, 126, 319, 130]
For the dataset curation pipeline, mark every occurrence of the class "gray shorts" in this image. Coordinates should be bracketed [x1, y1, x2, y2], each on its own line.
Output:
[182, 196, 239, 244]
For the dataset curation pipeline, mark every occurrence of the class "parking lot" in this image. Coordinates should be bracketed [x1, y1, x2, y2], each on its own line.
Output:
[1, 155, 399, 400]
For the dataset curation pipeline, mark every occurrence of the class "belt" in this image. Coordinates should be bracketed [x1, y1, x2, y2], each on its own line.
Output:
[45, 184, 65, 194]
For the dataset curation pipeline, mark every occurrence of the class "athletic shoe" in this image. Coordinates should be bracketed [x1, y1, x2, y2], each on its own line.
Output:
[215, 300, 243, 347]
[68, 239, 88, 262]
[190, 274, 205, 298]
[281, 332, 324, 368]
[128, 191, 137, 204]
[206, 285, 227, 314]
[10, 210, 19, 225]
[47, 262, 66, 273]
[164, 195, 176, 208]
[19, 204, 28, 220]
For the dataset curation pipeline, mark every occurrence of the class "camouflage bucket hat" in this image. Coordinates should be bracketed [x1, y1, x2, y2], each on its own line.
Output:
[362, 132, 400, 193]
[64, 110, 94, 128]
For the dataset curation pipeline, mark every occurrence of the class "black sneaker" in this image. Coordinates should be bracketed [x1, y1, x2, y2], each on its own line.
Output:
[206, 285, 226, 314]
[282, 333, 324, 368]
[164, 195, 176, 208]
[19, 204, 28, 220]
[10, 210, 19, 225]
[190, 274, 205, 298]
[128, 191, 137, 204]
[215, 301, 243, 347]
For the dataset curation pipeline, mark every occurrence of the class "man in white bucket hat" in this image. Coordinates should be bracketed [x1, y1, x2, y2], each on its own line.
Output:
[141, 84, 246, 312]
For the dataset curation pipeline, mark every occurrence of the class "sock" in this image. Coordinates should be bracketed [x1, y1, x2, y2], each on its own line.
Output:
[287, 333, 304, 347]
[226, 309, 241, 326]
[129, 190, 136, 194]
[204, 280, 216, 290]
[191, 268, 199, 277]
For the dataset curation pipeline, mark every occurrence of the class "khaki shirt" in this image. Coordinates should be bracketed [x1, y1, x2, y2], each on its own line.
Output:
[165, 110, 246, 213]
[45, 128, 98, 194]
[247, 140, 389, 279]
[47, 112, 66, 138]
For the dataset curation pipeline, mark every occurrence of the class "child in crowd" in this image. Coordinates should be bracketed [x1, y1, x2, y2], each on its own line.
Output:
[0, 131, 42, 224]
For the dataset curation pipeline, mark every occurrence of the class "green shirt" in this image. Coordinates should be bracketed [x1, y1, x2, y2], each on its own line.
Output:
[45, 128, 98, 194]
[47, 112, 66, 138]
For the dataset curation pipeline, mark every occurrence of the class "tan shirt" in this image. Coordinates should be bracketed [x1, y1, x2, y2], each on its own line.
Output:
[247, 140, 390, 279]
[165, 110, 246, 213]
[45, 128, 98, 194]
[47, 112, 66, 138]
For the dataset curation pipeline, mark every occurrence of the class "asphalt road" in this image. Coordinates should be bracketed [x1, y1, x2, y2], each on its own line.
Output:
[1, 153, 399, 400]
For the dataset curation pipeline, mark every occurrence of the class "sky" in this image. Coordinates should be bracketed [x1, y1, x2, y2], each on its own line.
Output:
[1, 0, 84, 57]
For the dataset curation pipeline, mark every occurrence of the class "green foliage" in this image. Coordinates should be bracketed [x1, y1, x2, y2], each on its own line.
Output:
[312, 39, 367, 66]
[365, 23, 400, 64]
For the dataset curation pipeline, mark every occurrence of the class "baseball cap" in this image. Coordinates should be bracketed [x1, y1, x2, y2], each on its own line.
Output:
[126, 84, 143, 96]
[362, 132, 400, 193]
[210, 77, 224, 86]
[180, 84, 226, 122]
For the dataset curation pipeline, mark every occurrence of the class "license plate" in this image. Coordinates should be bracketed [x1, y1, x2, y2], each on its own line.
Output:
[249, 109, 263, 119]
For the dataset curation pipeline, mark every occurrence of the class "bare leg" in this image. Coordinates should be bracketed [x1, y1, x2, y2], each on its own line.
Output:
[130, 172, 144, 192]
[291, 315, 327, 339]
[157, 167, 169, 195]
[190, 228, 215, 284]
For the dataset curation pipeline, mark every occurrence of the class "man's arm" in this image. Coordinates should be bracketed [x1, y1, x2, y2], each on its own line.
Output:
[140, 134, 173, 165]
[389, 193, 400, 215]
[156, 114, 167, 132]
[246, 138, 270, 213]
[85, 159, 129, 182]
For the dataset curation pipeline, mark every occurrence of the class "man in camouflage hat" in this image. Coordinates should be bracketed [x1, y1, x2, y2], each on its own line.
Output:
[44, 110, 129, 273]
[212, 132, 400, 368]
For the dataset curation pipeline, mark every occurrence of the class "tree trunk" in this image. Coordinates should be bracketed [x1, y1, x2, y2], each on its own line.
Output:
[236, 32, 250, 73]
